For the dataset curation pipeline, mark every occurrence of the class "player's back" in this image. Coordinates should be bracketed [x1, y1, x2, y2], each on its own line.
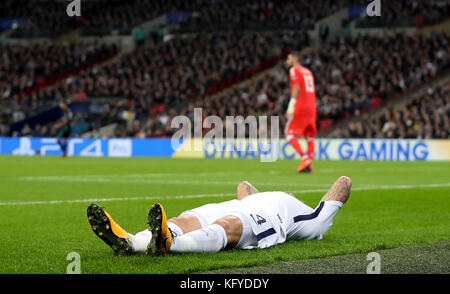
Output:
[290, 65, 316, 112]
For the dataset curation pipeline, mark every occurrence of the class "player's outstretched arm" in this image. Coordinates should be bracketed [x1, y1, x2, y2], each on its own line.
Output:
[236, 181, 259, 200]
[321, 176, 352, 203]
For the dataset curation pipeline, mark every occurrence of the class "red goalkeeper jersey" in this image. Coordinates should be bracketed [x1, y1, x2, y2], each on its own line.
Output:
[287, 65, 317, 137]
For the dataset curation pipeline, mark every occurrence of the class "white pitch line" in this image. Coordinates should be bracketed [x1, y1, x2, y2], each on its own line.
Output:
[0, 183, 449, 207]
[20, 170, 281, 181]
[0, 193, 235, 206]
[19, 176, 328, 187]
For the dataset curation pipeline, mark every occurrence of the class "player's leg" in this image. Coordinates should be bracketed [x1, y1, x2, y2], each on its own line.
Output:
[167, 214, 202, 236]
[57, 131, 68, 157]
[287, 134, 306, 158]
[56, 135, 63, 156]
[285, 118, 306, 158]
[297, 125, 316, 173]
[62, 138, 68, 157]
[306, 122, 317, 162]
[169, 215, 243, 253]
[306, 136, 315, 160]
[86, 202, 205, 254]
[296, 146, 312, 173]
[291, 176, 352, 240]
[143, 196, 247, 248]
[165, 187, 259, 242]
[125, 211, 203, 253]
[146, 202, 243, 254]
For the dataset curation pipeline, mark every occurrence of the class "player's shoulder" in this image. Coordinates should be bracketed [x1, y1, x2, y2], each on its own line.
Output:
[289, 65, 302, 80]
[291, 65, 312, 78]
[299, 65, 312, 76]
[289, 66, 297, 76]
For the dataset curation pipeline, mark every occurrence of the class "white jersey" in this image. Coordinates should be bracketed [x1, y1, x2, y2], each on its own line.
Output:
[182, 191, 331, 249]
[239, 191, 316, 245]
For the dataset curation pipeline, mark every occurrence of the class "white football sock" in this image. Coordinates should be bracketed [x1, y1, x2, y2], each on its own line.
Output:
[167, 221, 184, 237]
[128, 223, 184, 253]
[170, 224, 227, 253]
[128, 229, 152, 253]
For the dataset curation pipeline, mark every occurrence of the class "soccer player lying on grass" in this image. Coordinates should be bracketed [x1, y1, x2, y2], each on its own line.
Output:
[87, 176, 352, 255]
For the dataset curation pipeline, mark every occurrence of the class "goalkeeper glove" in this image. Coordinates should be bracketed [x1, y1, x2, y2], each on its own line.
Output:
[286, 97, 296, 118]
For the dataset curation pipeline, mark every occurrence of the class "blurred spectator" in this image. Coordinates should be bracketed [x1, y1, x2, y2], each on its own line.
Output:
[355, 0, 450, 28]
[0, 42, 118, 125]
[319, 24, 329, 44]
[337, 84, 450, 139]
[171, 0, 348, 32]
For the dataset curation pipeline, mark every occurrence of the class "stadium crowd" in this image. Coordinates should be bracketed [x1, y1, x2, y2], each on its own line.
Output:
[1, 0, 203, 37]
[2, 30, 309, 131]
[171, 0, 348, 32]
[1, 0, 348, 37]
[2, 31, 449, 139]
[334, 83, 450, 139]
[0, 42, 118, 123]
[137, 33, 449, 138]
[355, 0, 450, 28]
[312, 33, 450, 122]
[110, 32, 450, 139]
[3, 0, 447, 37]
[1, 1, 450, 139]
[0, 0, 74, 37]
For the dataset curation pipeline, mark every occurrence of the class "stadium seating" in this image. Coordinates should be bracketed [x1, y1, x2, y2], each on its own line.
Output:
[1, 0, 349, 37]
[170, 0, 349, 33]
[1, 1, 450, 139]
[0, 43, 118, 127]
[331, 81, 450, 139]
[353, 0, 449, 29]
[1, 0, 194, 37]
[111, 32, 450, 138]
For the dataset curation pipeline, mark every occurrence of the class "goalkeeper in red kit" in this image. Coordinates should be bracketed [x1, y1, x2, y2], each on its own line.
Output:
[285, 51, 317, 173]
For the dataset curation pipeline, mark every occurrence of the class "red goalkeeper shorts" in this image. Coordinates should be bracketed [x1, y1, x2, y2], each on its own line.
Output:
[285, 114, 317, 137]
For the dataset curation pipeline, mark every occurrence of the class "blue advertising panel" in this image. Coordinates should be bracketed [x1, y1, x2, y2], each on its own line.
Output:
[0, 137, 176, 157]
[1, 137, 449, 161]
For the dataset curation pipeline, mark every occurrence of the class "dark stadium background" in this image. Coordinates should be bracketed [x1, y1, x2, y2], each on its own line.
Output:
[0, 0, 448, 140]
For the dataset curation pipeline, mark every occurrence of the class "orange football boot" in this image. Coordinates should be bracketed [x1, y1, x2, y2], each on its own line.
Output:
[87, 204, 133, 255]
[300, 164, 314, 173]
[297, 156, 313, 173]
[146, 203, 173, 256]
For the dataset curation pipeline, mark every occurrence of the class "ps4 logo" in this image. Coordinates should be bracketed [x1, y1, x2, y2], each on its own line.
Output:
[366, 0, 381, 17]
[66, 0, 81, 17]
[108, 139, 132, 157]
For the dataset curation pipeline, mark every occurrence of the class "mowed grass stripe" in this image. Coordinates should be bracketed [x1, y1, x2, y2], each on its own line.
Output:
[0, 182, 449, 206]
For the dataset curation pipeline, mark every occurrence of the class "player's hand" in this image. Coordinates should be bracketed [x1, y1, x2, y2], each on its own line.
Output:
[286, 97, 296, 118]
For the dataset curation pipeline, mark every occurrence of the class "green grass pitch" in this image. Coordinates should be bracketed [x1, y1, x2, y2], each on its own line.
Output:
[0, 155, 449, 274]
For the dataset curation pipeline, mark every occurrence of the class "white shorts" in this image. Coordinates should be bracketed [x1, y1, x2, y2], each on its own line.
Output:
[180, 199, 243, 228]
[181, 199, 277, 249]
